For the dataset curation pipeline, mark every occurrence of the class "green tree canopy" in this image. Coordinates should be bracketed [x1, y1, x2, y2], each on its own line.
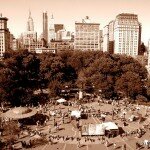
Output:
[0, 50, 40, 106]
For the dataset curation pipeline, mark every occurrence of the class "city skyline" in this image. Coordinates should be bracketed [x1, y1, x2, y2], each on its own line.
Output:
[1, 0, 150, 44]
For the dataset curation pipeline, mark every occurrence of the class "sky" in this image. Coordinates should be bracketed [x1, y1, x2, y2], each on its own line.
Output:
[0, 0, 150, 44]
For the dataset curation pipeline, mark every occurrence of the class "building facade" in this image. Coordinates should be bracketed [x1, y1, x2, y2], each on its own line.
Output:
[50, 39, 74, 53]
[108, 21, 115, 54]
[74, 16, 100, 51]
[99, 30, 103, 51]
[12, 38, 20, 50]
[43, 11, 48, 43]
[103, 25, 109, 52]
[147, 39, 150, 73]
[49, 14, 55, 43]
[27, 10, 34, 31]
[0, 14, 10, 58]
[55, 24, 64, 40]
[54, 24, 64, 33]
[114, 13, 141, 56]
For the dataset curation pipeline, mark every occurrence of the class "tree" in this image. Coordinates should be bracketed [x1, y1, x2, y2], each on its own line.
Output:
[0, 49, 148, 105]
[145, 78, 150, 100]
[138, 42, 147, 55]
[115, 71, 143, 99]
[39, 52, 77, 96]
[76, 52, 147, 100]
[0, 50, 40, 106]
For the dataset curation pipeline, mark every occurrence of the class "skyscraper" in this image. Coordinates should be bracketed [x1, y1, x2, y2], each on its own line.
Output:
[54, 24, 64, 33]
[103, 25, 109, 52]
[74, 16, 100, 51]
[27, 10, 34, 31]
[0, 14, 10, 58]
[103, 13, 141, 56]
[22, 10, 37, 51]
[49, 14, 55, 42]
[147, 39, 150, 73]
[114, 13, 141, 56]
[43, 11, 48, 43]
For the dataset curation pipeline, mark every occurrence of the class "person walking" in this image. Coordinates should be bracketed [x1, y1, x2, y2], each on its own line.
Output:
[49, 127, 51, 134]
[105, 140, 109, 147]
[77, 140, 81, 148]
[113, 143, 117, 149]
[122, 144, 126, 150]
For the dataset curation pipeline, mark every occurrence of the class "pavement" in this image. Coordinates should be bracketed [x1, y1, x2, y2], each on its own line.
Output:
[9, 100, 150, 150]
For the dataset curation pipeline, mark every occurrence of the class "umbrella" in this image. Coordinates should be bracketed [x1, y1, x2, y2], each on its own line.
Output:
[57, 98, 66, 103]
[2, 107, 37, 119]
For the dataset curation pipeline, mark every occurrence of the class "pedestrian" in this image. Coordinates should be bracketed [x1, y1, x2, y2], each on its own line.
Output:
[136, 142, 140, 150]
[122, 144, 126, 150]
[77, 140, 80, 148]
[144, 139, 149, 149]
[49, 137, 52, 145]
[49, 127, 51, 134]
[113, 143, 117, 149]
[105, 140, 109, 147]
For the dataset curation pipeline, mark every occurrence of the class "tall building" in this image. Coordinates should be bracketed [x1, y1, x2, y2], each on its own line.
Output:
[49, 14, 55, 43]
[103, 13, 141, 56]
[43, 11, 48, 43]
[22, 10, 37, 51]
[74, 16, 100, 51]
[54, 24, 64, 33]
[12, 38, 20, 51]
[99, 30, 103, 51]
[108, 21, 115, 54]
[0, 14, 10, 58]
[9, 33, 14, 50]
[114, 13, 141, 56]
[103, 25, 109, 52]
[103, 21, 116, 54]
[27, 10, 34, 31]
[147, 39, 150, 73]
[55, 24, 64, 40]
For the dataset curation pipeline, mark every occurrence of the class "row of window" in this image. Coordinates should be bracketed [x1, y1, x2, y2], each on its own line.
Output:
[75, 38, 99, 41]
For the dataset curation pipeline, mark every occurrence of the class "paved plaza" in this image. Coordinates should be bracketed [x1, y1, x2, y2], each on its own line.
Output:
[1, 99, 150, 150]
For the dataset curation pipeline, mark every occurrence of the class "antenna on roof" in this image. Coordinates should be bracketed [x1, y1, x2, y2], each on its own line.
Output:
[29, 9, 31, 18]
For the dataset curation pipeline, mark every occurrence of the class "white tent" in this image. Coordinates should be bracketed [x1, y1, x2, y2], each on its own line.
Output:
[57, 98, 66, 103]
[88, 124, 106, 135]
[71, 110, 81, 118]
[102, 122, 118, 130]
[82, 122, 118, 136]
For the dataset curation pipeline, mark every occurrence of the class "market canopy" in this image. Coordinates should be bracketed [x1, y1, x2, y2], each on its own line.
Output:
[2, 107, 37, 119]
[57, 98, 66, 103]
[82, 122, 118, 136]
[82, 124, 106, 136]
[102, 122, 118, 130]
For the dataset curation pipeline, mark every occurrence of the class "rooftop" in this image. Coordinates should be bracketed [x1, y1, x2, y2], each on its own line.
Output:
[0, 13, 8, 20]
[75, 16, 100, 25]
[116, 13, 138, 19]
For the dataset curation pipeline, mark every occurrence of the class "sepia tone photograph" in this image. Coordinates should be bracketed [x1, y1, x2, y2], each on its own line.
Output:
[0, 0, 150, 149]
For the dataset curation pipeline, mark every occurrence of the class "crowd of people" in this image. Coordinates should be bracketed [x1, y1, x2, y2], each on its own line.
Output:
[0, 96, 150, 149]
